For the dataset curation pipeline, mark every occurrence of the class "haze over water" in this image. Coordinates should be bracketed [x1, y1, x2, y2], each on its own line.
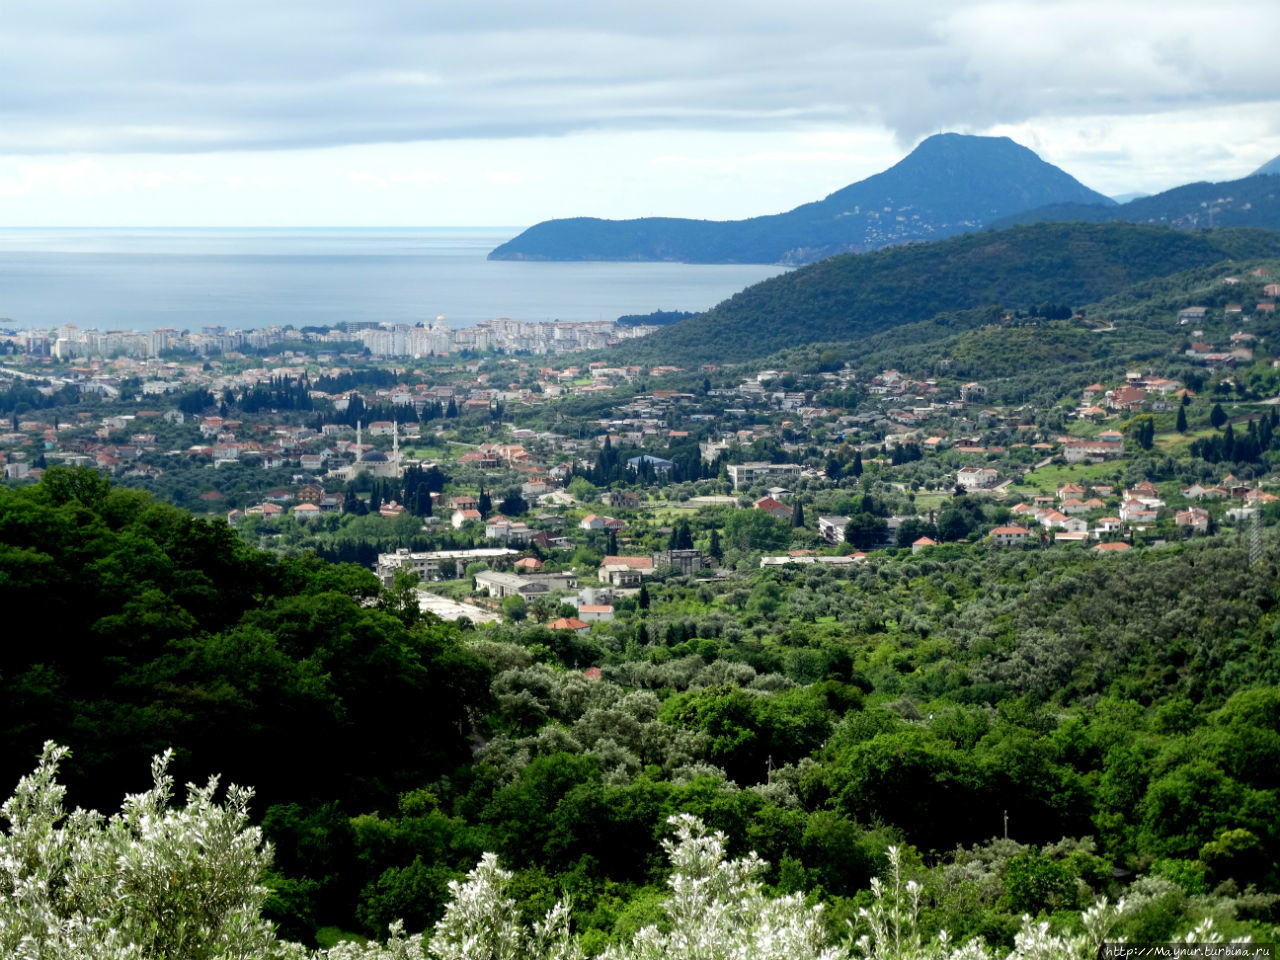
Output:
[0, 228, 788, 334]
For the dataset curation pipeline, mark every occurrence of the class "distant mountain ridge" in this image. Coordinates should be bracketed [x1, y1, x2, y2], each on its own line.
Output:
[489, 134, 1114, 265]
[1254, 154, 1280, 176]
[990, 174, 1280, 232]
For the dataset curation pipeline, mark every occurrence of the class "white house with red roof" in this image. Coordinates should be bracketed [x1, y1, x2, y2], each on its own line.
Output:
[451, 508, 482, 528]
[989, 525, 1032, 546]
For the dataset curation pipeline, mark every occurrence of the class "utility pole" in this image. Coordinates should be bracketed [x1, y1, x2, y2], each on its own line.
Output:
[1003, 810, 1009, 840]
[1252, 490, 1264, 567]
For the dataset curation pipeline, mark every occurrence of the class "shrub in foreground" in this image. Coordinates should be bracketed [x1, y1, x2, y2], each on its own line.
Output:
[0, 744, 1248, 960]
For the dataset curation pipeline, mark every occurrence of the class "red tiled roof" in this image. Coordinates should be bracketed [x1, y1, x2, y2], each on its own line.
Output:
[600, 555, 653, 569]
[548, 617, 590, 630]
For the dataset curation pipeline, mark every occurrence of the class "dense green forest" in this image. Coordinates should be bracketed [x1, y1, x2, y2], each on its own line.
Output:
[0, 467, 487, 818]
[4, 468, 1280, 952]
[611, 222, 1280, 364]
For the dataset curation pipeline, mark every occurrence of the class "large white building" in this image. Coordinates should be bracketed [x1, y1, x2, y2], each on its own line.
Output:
[375, 547, 518, 586]
[727, 461, 803, 490]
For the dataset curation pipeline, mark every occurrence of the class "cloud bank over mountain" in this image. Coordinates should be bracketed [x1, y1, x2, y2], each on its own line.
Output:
[3, 1, 1278, 155]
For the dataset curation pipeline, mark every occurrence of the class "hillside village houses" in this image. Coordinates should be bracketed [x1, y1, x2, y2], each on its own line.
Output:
[6, 276, 1280, 630]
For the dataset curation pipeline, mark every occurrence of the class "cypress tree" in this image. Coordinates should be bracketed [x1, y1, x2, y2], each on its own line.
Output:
[1176, 405, 1187, 433]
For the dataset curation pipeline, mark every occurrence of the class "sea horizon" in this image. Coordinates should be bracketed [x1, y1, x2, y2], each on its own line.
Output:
[0, 226, 788, 334]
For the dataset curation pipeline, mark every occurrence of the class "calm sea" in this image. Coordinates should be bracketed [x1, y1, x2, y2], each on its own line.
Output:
[0, 228, 787, 333]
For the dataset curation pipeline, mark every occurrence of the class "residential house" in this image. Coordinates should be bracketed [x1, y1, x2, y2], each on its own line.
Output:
[817, 515, 851, 545]
[547, 617, 591, 635]
[1038, 509, 1087, 534]
[753, 496, 792, 521]
[1119, 500, 1159, 525]
[577, 604, 615, 623]
[989, 525, 1032, 547]
[1061, 439, 1124, 462]
[597, 555, 654, 586]
[1108, 386, 1146, 412]
[293, 502, 322, 522]
[1175, 507, 1210, 532]
[956, 466, 999, 490]
[485, 517, 532, 545]
[1094, 516, 1123, 535]
[1124, 481, 1164, 507]
[451, 508, 482, 528]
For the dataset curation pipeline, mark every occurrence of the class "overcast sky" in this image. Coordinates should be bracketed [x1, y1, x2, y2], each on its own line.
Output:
[3, 0, 1279, 227]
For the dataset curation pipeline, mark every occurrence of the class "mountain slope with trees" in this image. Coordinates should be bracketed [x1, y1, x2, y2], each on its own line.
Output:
[612, 222, 1280, 365]
[0, 467, 489, 816]
[489, 134, 1113, 265]
[991, 174, 1280, 232]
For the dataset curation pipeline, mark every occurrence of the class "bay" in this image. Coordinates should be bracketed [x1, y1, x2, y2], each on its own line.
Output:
[0, 228, 788, 333]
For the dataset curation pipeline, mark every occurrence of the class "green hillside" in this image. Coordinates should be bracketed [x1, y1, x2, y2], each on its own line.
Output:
[616, 222, 1280, 365]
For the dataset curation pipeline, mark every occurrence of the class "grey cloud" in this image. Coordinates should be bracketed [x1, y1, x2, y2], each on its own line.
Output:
[1, 0, 1277, 154]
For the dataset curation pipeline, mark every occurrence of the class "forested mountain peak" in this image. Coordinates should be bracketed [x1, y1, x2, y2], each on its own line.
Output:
[815, 132, 1113, 221]
[488, 133, 1112, 265]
